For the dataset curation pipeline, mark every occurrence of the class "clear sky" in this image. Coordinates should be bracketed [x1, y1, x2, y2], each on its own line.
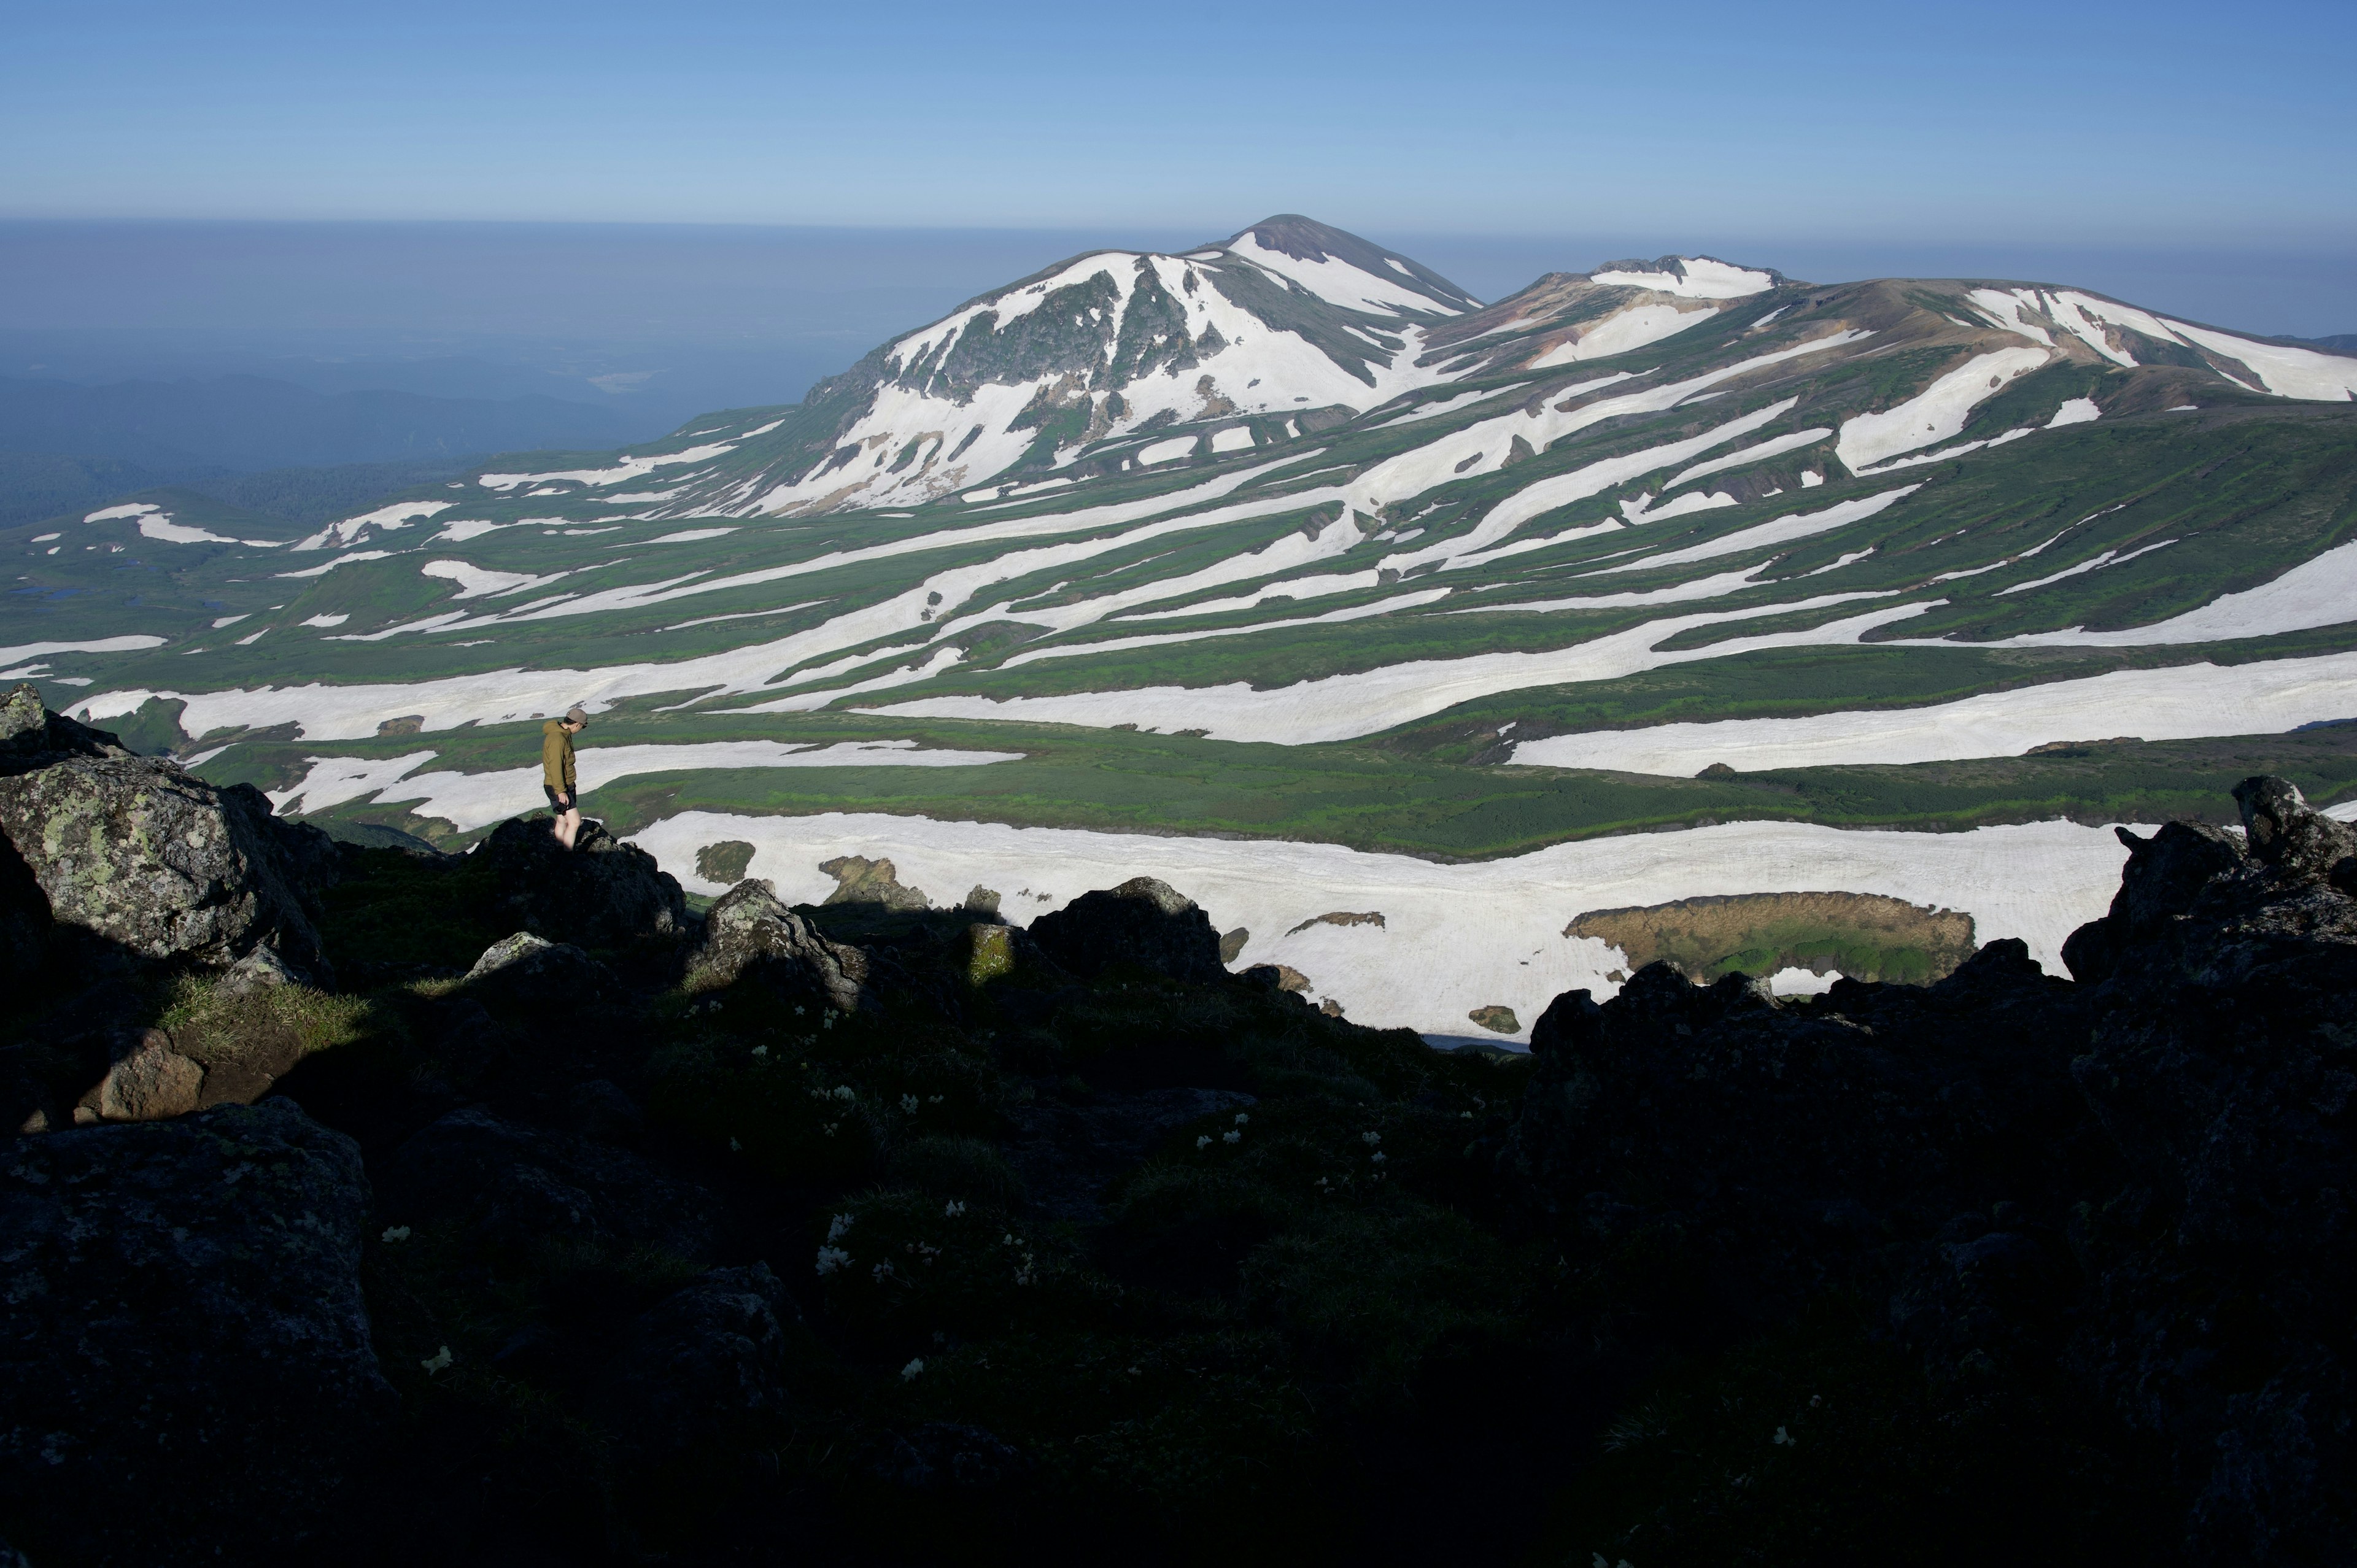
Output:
[6, 0, 2353, 248]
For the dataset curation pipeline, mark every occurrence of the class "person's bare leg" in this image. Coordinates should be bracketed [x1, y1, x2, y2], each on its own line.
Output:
[557, 806, 582, 849]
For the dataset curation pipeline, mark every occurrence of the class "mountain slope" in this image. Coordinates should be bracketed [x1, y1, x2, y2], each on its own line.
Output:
[10, 216, 2357, 1039]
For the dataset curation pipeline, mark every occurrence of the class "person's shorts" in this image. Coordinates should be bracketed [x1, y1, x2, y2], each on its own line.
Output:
[544, 785, 574, 811]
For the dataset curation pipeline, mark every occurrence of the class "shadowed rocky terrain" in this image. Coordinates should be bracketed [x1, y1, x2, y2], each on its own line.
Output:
[0, 680, 2350, 1566]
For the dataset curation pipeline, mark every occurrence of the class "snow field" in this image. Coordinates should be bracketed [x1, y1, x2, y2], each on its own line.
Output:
[625, 809, 2136, 1042]
[1598, 486, 1919, 574]
[1587, 258, 1775, 299]
[874, 598, 1937, 745]
[1528, 303, 1717, 367]
[1507, 652, 2357, 775]
[1225, 233, 1465, 315]
[1970, 538, 2357, 646]
[1834, 348, 2049, 473]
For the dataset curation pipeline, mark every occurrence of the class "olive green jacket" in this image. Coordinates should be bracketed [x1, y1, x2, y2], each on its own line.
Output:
[541, 720, 576, 792]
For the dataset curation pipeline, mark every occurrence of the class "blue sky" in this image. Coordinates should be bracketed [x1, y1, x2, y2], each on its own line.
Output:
[6, 0, 2353, 246]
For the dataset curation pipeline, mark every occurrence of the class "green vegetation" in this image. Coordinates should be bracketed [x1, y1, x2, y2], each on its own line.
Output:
[203, 704, 2357, 865]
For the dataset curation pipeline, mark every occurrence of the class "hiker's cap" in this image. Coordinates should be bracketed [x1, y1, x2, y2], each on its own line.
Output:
[565, 705, 589, 727]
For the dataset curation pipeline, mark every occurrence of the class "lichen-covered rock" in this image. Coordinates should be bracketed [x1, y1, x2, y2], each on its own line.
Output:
[463, 929, 621, 1010]
[684, 878, 873, 1011]
[0, 682, 129, 764]
[478, 815, 685, 949]
[594, 1263, 799, 1462]
[0, 1100, 393, 1565]
[1027, 875, 1224, 984]
[379, 1106, 716, 1260]
[0, 724, 334, 979]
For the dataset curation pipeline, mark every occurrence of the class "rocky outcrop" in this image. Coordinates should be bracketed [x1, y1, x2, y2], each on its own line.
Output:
[1502, 776, 2357, 1561]
[684, 878, 874, 1011]
[0, 1099, 393, 1565]
[2061, 780, 2357, 1560]
[378, 1106, 717, 1260]
[478, 815, 686, 949]
[0, 685, 336, 981]
[1027, 876, 1224, 984]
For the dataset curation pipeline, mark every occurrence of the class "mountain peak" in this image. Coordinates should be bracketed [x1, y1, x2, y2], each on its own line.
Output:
[1211, 215, 1482, 316]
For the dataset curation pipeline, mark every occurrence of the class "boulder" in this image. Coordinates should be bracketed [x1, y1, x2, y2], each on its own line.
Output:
[2232, 773, 2357, 886]
[464, 930, 622, 1010]
[0, 682, 130, 765]
[379, 1106, 716, 1261]
[1026, 876, 1225, 984]
[90, 1027, 206, 1122]
[684, 878, 873, 1011]
[0, 1100, 393, 1566]
[478, 815, 686, 949]
[593, 1263, 799, 1462]
[0, 691, 335, 980]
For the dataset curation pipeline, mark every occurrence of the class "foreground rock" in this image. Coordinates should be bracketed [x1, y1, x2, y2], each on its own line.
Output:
[1028, 876, 1225, 984]
[2064, 780, 2357, 1560]
[1503, 776, 2357, 1560]
[0, 683, 335, 980]
[478, 814, 686, 949]
[464, 929, 622, 1010]
[686, 878, 875, 1011]
[0, 1100, 393, 1564]
[378, 1105, 718, 1260]
[1503, 938, 2094, 1323]
[593, 1263, 799, 1464]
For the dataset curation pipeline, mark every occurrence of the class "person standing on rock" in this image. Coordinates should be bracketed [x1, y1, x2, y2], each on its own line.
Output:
[542, 706, 589, 849]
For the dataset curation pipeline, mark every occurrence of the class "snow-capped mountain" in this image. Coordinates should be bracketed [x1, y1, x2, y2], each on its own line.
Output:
[14, 215, 2357, 1036]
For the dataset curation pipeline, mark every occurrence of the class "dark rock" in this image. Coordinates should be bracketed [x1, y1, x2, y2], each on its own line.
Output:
[2233, 773, 2357, 881]
[2064, 776, 2357, 1559]
[563, 1078, 644, 1143]
[1004, 1086, 1256, 1223]
[379, 1106, 716, 1260]
[1240, 962, 1310, 994]
[2064, 820, 2246, 984]
[463, 930, 622, 1010]
[0, 1100, 393, 1566]
[865, 1422, 1027, 1491]
[684, 879, 873, 1011]
[1218, 925, 1249, 964]
[1027, 875, 1224, 984]
[963, 884, 1002, 916]
[594, 1264, 798, 1462]
[1501, 941, 2094, 1323]
[478, 814, 686, 949]
[0, 741, 334, 980]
